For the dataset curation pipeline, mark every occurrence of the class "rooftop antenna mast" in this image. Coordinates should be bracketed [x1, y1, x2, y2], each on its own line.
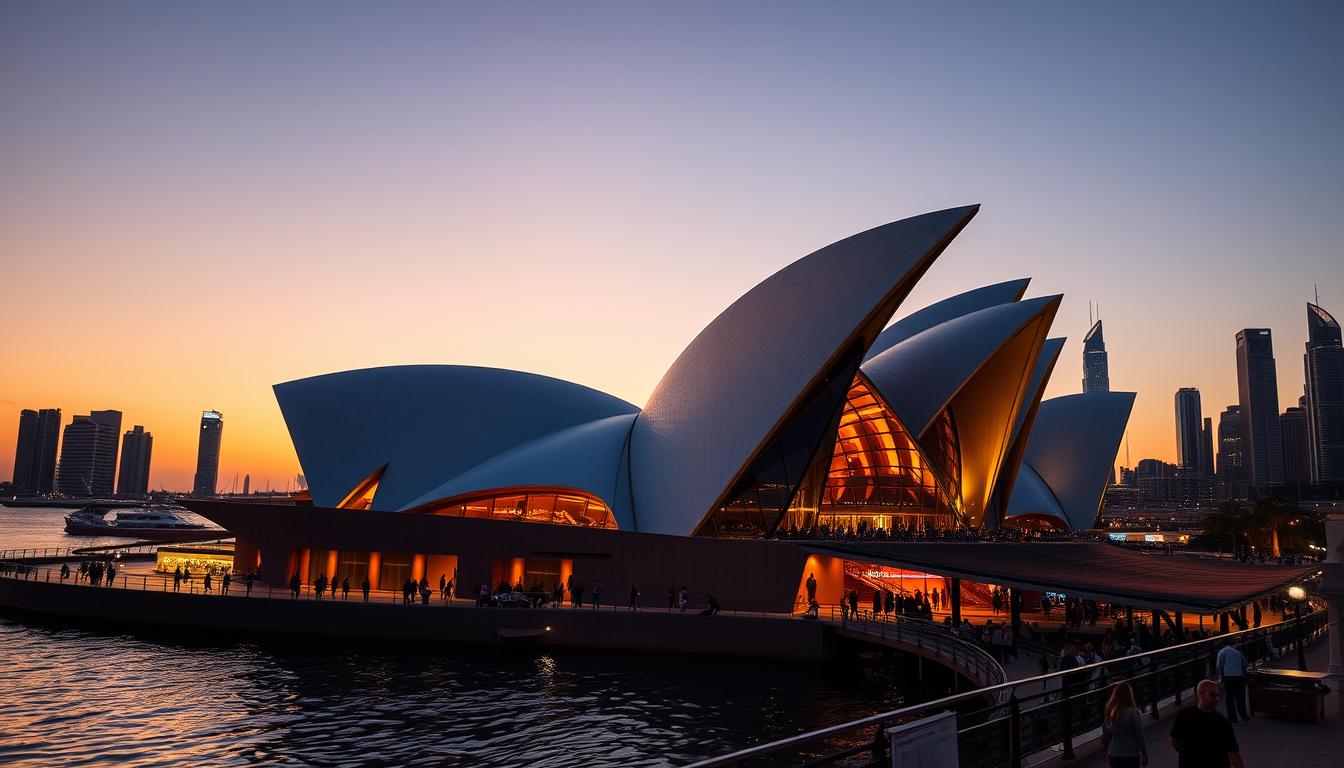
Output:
[1089, 301, 1093, 327]
[1315, 283, 1320, 305]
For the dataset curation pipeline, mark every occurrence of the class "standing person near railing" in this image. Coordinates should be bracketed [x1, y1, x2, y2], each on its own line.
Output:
[1215, 641, 1250, 723]
[1101, 681, 1148, 768]
[1170, 680, 1243, 768]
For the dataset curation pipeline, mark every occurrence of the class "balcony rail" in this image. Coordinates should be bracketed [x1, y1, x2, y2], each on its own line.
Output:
[685, 602, 1328, 768]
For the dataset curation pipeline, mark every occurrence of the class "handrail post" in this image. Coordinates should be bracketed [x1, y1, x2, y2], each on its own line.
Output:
[1059, 684, 1075, 760]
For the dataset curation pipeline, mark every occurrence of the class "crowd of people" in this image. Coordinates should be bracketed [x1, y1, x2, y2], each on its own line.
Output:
[776, 522, 1079, 543]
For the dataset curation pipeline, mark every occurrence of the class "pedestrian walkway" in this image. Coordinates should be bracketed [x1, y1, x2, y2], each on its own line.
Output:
[1068, 639, 1341, 768]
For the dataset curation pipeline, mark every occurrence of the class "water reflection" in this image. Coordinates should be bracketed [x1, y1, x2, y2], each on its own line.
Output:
[0, 617, 951, 767]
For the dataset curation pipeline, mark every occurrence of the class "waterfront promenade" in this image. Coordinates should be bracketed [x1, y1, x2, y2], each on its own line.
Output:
[1070, 639, 1342, 768]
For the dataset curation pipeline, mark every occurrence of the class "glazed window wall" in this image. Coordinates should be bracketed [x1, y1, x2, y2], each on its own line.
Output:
[336, 551, 370, 585]
[815, 376, 960, 531]
[379, 552, 412, 588]
[703, 344, 864, 538]
[422, 490, 616, 528]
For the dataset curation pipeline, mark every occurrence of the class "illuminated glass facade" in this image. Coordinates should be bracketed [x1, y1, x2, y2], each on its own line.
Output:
[811, 376, 961, 531]
[415, 488, 616, 528]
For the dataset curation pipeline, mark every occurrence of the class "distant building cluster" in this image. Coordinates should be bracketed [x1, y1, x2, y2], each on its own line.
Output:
[7, 406, 231, 499]
[1112, 301, 1344, 508]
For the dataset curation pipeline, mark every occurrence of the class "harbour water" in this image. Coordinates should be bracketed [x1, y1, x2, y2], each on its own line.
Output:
[0, 506, 943, 767]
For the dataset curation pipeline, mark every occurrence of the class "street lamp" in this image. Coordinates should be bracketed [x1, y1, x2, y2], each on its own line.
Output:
[1287, 585, 1307, 672]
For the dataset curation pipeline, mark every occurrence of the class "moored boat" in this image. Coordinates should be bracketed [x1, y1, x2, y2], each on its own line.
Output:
[62, 505, 220, 541]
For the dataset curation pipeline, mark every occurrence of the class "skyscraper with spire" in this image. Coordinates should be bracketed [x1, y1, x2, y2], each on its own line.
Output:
[1082, 320, 1109, 393]
[1304, 302, 1343, 482]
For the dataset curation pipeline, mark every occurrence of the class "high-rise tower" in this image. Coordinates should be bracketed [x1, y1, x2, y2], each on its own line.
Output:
[56, 410, 122, 497]
[1304, 302, 1343, 482]
[11, 408, 61, 494]
[1174, 387, 1203, 472]
[1281, 400, 1311, 485]
[116, 425, 153, 497]
[1200, 417, 1215, 476]
[1082, 320, 1110, 393]
[192, 410, 224, 498]
[1236, 329, 1283, 488]
[1216, 405, 1243, 484]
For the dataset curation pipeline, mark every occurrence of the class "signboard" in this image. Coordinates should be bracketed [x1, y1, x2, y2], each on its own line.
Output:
[887, 710, 958, 768]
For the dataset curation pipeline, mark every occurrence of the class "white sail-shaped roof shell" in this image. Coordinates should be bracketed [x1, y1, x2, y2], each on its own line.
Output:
[629, 206, 980, 536]
[274, 365, 639, 511]
[1007, 391, 1136, 530]
[864, 278, 1031, 362]
[397, 413, 638, 529]
[860, 296, 1062, 437]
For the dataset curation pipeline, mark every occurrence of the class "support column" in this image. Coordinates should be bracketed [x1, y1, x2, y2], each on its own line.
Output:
[1220, 611, 1229, 634]
[951, 577, 962, 625]
[1152, 610, 1163, 647]
[1010, 588, 1022, 636]
[1174, 611, 1184, 642]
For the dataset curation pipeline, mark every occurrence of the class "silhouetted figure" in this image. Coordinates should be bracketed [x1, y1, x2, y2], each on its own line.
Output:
[245, 571, 255, 596]
[678, 587, 688, 612]
[106, 564, 116, 586]
[204, 573, 213, 593]
[342, 577, 350, 600]
[290, 571, 301, 598]
[222, 572, 231, 595]
[60, 563, 70, 581]
[805, 573, 817, 604]
[361, 577, 370, 602]
[629, 584, 640, 610]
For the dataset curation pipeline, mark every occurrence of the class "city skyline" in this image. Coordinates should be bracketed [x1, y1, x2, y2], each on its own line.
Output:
[1, 3, 1341, 490]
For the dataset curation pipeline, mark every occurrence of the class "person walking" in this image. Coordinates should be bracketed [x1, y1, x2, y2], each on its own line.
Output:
[1100, 681, 1148, 768]
[805, 573, 817, 605]
[204, 573, 213, 593]
[289, 571, 301, 599]
[592, 581, 602, 609]
[628, 584, 640, 611]
[871, 589, 882, 620]
[342, 577, 350, 600]
[361, 577, 371, 602]
[439, 573, 447, 600]
[678, 587, 688, 612]
[1170, 680, 1242, 768]
[1215, 641, 1250, 723]
[59, 563, 70, 581]
[245, 571, 255, 596]
[222, 572, 231, 595]
[106, 564, 116, 586]
[667, 587, 676, 611]
[173, 566, 182, 591]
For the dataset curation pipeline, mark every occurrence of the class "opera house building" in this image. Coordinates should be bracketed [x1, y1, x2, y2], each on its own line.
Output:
[188, 205, 1145, 612]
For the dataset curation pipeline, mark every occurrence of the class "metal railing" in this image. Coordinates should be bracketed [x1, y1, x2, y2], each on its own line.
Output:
[686, 605, 1329, 768]
[828, 607, 1007, 690]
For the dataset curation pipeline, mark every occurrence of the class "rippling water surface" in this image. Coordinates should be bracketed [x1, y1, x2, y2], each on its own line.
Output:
[1, 507, 943, 767]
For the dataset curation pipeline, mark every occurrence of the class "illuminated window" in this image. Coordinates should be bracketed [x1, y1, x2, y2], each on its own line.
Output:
[810, 375, 961, 531]
[407, 487, 617, 529]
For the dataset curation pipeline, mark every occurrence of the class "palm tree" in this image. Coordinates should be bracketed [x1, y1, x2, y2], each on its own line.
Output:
[1249, 497, 1298, 558]
[1201, 500, 1252, 555]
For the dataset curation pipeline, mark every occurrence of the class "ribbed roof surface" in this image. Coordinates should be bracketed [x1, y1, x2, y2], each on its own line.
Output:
[629, 206, 980, 536]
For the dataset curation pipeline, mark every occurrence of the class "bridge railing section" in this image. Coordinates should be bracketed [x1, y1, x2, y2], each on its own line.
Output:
[830, 608, 1007, 690]
[685, 605, 1329, 768]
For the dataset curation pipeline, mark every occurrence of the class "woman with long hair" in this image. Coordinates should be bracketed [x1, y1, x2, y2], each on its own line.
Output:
[1101, 681, 1148, 767]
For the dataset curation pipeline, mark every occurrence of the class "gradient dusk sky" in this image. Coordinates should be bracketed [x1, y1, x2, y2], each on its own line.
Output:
[2, 2, 1341, 492]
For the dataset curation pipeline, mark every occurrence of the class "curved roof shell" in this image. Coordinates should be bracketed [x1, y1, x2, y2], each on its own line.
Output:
[1008, 391, 1136, 530]
[864, 278, 1031, 362]
[397, 413, 639, 529]
[987, 336, 1066, 525]
[274, 365, 639, 512]
[860, 296, 1061, 437]
[628, 206, 980, 536]
[861, 296, 1060, 527]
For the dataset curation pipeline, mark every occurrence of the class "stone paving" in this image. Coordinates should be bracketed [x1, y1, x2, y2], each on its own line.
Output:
[1065, 639, 1342, 768]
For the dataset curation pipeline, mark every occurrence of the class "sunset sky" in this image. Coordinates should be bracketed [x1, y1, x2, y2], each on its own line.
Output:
[2, 2, 1341, 492]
